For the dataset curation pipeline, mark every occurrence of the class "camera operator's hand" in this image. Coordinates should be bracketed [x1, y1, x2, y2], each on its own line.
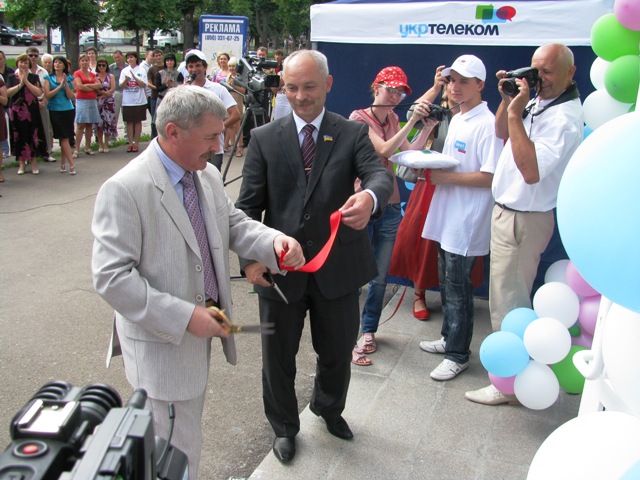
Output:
[434, 65, 447, 91]
[506, 77, 531, 117]
[187, 305, 229, 338]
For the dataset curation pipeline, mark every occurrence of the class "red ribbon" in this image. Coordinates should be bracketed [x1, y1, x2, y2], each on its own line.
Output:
[280, 210, 342, 272]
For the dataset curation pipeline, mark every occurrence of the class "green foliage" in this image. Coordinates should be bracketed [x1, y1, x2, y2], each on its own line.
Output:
[106, 0, 181, 35]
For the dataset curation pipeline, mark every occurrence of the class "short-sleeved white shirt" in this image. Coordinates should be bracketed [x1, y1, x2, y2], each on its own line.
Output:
[423, 101, 503, 256]
[492, 97, 583, 212]
[119, 65, 148, 106]
[202, 79, 237, 155]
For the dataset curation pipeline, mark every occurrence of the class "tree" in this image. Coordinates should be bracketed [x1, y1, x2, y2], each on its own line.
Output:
[6, 0, 102, 68]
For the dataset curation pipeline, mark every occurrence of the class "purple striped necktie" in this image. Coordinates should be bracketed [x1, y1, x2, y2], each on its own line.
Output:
[180, 171, 218, 302]
[301, 124, 316, 178]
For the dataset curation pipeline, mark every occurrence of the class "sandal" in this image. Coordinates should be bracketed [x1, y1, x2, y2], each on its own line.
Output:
[413, 291, 431, 321]
[126, 146, 133, 152]
[361, 332, 377, 354]
[69, 167, 76, 176]
[236, 147, 243, 157]
[352, 346, 372, 366]
[60, 165, 67, 173]
[132, 145, 139, 152]
[85, 149, 95, 155]
[72, 151, 79, 159]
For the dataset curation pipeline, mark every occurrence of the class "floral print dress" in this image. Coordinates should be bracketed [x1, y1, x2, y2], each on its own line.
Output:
[7, 72, 46, 161]
[97, 73, 118, 138]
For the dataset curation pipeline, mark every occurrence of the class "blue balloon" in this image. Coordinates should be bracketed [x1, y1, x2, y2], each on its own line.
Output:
[620, 459, 640, 480]
[501, 307, 538, 339]
[479, 331, 530, 377]
[583, 124, 593, 140]
[557, 112, 640, 313]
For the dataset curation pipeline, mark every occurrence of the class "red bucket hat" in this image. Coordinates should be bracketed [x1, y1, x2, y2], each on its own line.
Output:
[374, 66, 412, 96]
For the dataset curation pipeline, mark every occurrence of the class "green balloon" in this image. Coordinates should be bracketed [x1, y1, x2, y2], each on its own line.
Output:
[591, 14, 640, 61]
[568, 325, 581, 337]
[630, 103, 637, 113]
[551, 345, 587, 394]
[605, 55, 640, 104]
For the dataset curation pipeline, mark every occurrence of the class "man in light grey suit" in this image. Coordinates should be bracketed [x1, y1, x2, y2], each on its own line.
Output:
[92, 86, 305, 479]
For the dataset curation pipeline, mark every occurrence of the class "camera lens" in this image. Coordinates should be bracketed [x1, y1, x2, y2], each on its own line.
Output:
[502, 78, 519, 97]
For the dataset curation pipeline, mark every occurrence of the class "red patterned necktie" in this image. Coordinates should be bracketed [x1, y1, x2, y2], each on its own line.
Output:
[180, 171, 218, 301]
[301, 124, 316, 178]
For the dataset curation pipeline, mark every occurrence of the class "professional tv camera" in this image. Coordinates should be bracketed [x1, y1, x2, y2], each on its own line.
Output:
[0, 381, 187, 480]
[501, 67, 540, 97]
[234, 55, 281, 95]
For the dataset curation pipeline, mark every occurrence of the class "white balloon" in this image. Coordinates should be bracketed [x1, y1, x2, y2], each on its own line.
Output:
[544, 259, 570, 284]
[523, 317, 571, 364]
[583, 89, 634, 130]
[528, 412, 640, 480]
[601, 303, 640, 416]
[590, 57, 610, 90]
[533, 282, 580, 328]
[514, 361, 559, 410]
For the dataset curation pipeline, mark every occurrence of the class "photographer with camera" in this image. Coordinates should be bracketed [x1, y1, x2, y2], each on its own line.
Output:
[417, 55, 503, 381]
[465, 44, 583, 406]
[184, 50, 240, 170]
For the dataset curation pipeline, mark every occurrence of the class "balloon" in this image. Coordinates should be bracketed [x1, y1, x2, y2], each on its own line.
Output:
[488, 372, 516, 395]
[551, 345, 587, 394]
[514, 361, 559, 410]
[572, 330, 593, 349]
[565, 261, 599, 297]
[568, 325, 581, 337]
[601, 303, 640, 416]
[557, 113, 640, 313]
[479, 331, 530, 378]
[605, 55, 640, 104]
[583, 124, 593, 140]
[523, 317, 571, 365]
[589, 56, 610, 90]
[532, 282, 579, 328]
[528, 412, 640, 479]
[620, 459, 640, 480]
[582, 89, 634, 130]
[543, 259, 570, 284]
[614, 0, 640, 31]
[591, 14, 640, 61]
[578, 295, 601, 336]
[501, 307, 538, 339]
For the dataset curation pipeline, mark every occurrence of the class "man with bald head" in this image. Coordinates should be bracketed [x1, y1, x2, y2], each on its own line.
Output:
[466, 43, 584, 406]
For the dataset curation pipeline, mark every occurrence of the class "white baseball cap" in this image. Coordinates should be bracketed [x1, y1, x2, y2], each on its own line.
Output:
[441, 55, 486, 81]
[185, 49, 206, 63]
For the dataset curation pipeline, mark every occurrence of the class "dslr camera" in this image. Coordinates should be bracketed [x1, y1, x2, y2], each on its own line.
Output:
[0, 381, 188, 479]
[501, 67, 540, 97]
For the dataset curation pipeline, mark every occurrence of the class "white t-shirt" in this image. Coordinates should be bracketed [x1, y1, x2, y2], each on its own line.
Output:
[203, 79, 237, 155]
[423, 101, 503, 257]
[492, 97, 583, 212]
[119, 65, 148, 106]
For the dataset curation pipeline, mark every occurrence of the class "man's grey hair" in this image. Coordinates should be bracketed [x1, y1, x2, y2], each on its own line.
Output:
[42, 53, 53, 62]
[156, 86, 227, 137]
[283, 49, 329, 80]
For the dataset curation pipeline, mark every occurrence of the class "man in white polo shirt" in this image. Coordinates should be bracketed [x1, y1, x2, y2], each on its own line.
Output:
[465, 43, 583, 405]
[184, 49, 240, 170]
[418, 55, 503, 381]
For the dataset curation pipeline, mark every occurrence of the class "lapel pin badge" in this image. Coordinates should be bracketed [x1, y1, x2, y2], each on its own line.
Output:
[323, 135, 333, 142]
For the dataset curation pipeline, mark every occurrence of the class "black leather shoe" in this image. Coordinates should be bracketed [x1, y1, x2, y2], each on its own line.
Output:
[309, 404, 353, 440]
[272, 436, 296, 463]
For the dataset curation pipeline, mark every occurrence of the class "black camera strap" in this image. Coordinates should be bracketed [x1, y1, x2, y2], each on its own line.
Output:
[522, 82, 579, 119]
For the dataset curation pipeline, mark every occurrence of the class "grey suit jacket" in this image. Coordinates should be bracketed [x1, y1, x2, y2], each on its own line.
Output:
[92, 144, 283, 401]
[236, 111, 394, 303]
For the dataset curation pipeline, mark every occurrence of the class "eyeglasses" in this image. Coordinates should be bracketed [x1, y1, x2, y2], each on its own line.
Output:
[28, 54, 39, 58]
[382, 85, 407, 100]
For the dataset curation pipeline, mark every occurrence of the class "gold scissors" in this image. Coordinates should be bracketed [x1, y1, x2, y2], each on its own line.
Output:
[208, 306, 275, 335]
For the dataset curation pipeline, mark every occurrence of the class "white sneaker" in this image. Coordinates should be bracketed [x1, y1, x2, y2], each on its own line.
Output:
[464, 384, 520, 406]
[419, 337, 446, 354]
[430, 359, 469, 381]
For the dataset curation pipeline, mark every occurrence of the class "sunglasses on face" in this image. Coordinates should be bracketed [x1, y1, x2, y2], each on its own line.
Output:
[28, 54, 39, 58]
[381, 84, 407, 100]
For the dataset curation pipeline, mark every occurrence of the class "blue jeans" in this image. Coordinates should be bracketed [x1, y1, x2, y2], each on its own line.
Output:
[438, 244, 475, 364]
[361, 203, 402, 333]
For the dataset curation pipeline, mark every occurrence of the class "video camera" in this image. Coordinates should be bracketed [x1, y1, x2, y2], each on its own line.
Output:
[234, 56, 281, 95]
[501, 67, 540, 97]
[0, 381, 188, 480]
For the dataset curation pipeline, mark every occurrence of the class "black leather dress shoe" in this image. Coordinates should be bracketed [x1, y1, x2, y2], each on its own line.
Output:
[309, 404, 354, 440]
[272, 436, 296, 463]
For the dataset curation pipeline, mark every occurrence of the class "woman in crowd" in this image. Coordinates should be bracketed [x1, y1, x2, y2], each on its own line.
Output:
[225, 57, 246, 156]
[44, 56, 76, 175]
[0, 70, 7, 182]
[154, 53, 181, 114]
[6, 53, 45, 175]
[211, 51, 231, 83]
[86, 47, 98, 72]
[73, 53, 101, 157]
[95, 57, 117, 153]
[349, 66, 435, 366]
[119, 51, 147, 152]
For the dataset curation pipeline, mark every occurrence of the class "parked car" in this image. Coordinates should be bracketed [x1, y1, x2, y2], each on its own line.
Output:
[0, 26, 33, 46]
[26, 29, 46, 45]
[79, 35, 105, 52]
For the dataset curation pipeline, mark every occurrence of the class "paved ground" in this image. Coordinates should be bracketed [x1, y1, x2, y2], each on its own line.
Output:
[0, 138, 580, 479]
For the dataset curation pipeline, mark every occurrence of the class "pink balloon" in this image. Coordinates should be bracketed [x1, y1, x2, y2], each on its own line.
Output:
[572, 330, 594, 349]
[488, 372, 516, 395]
[566, 261, 599, 297]
[579, 295, 601, 336]
[615, 0, 640, 31]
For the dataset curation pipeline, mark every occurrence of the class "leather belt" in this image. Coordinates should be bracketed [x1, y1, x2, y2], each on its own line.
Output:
[495, 202, 534, 214]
